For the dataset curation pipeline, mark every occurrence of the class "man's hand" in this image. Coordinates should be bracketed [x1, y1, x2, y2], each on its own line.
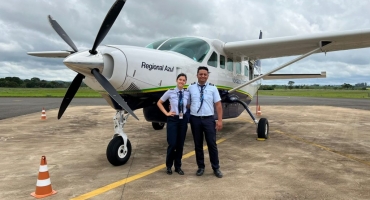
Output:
[216, 120, 223, 131]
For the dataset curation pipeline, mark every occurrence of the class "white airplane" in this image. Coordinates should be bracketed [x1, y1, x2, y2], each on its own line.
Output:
[28, 0, 370, 166]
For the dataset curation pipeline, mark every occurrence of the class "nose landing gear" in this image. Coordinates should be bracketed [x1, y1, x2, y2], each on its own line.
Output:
[106, 110, 132, 166]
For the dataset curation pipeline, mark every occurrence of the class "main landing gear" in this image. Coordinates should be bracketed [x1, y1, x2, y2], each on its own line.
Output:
[152, 122, 165, 130]
[233, 99, 269, 139]
[106, 111, 132, 166]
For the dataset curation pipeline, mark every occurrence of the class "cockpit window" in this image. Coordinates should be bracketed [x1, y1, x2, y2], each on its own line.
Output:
[157, 37, 210, 62]
[145, 38, 168, 49]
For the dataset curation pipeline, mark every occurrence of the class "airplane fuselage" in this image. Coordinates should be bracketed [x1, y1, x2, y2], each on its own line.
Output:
[64, 36, 262, 122]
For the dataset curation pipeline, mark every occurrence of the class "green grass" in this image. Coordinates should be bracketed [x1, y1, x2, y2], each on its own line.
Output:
[1, 87, 369, 99]
[0, 87, 101, 97]
[258, 89, 370, 99]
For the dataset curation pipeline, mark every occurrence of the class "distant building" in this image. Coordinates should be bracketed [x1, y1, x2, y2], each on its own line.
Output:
[355, 82, 368, 87]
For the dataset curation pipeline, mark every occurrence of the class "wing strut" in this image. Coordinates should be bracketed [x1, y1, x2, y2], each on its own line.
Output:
[228, 41, 331, 93]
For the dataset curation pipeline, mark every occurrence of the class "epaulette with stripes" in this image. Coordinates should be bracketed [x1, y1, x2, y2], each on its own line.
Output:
[209, 83, 214, 86]
[191, 82, 196, 85]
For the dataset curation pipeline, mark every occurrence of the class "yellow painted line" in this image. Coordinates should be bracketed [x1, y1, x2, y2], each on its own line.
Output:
[274, 130, 370, 167]
[71, 137, 227, 200]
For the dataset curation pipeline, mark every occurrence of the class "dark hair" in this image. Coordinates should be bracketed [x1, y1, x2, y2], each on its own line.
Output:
[197, 66, 209, 74]
[176, 73, 187, 80]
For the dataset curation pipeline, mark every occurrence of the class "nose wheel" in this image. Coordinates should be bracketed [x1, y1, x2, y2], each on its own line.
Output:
[106, 136, 132, 166]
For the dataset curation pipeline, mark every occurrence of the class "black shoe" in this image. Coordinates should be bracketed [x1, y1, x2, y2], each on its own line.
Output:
[175, 168, 184, 175]
[213, 169, 223, 178]
[166, 167, 172, 175]
[196, 168, 204, 176]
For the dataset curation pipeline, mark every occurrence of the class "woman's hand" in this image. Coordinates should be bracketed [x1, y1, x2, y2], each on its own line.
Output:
[166, 111, 176, 117]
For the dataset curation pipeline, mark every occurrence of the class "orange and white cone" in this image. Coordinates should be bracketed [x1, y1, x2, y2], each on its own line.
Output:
[31, 156, 57, 198]
[41, 108, 46, 120]
[257, 105, 262, 115]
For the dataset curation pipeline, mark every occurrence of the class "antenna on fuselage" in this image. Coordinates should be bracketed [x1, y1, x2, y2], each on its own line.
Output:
[255, 30, 262, 68]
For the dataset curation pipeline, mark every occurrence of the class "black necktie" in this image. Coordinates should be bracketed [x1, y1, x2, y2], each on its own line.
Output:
[178, 91, 183, 113]
[197, 85, 205, 113]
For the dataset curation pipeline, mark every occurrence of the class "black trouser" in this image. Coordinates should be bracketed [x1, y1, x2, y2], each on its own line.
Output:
[166, 115, 188, 169]
[189, 115, 220, 170]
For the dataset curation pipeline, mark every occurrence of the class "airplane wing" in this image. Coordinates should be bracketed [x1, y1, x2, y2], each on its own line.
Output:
[224, 29, 370, 59]
[27, 51, 71, 58]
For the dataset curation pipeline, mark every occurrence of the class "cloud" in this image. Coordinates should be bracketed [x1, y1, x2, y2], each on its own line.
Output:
[0, 0, 369, 85]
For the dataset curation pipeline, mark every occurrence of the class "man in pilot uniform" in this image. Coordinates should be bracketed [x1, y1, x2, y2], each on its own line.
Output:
[188, 66, 223, 178]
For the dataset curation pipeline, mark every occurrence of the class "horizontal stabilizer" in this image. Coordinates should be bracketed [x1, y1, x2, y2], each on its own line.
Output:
[27, 51, 71, 58]
[263, 72, 326, 80]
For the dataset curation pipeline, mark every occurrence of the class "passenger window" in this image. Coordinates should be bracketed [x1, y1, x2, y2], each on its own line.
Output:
[244, 65, 249, 76]
[220, 55, 225, 69]
[236, 62, 241, 74]
[227, 58, 233, 71]
[207, 52, 218, 68]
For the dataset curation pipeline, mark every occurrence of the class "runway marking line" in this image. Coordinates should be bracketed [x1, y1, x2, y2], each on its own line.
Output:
[70, 138, 227, 200]
[274, 130, 370, 167]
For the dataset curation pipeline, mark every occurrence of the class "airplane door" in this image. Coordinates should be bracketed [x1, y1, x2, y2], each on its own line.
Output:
[176, 67, 182, 76]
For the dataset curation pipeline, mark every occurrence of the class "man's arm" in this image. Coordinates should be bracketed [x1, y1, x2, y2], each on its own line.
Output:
[215, 101, 223, 131]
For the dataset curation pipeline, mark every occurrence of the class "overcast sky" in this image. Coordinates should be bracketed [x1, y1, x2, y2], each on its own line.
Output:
[0, 0, 369, 85]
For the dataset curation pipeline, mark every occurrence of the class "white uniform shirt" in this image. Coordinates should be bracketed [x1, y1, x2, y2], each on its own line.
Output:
[160, 87, 189, 115]
[187, 82, 221, 116]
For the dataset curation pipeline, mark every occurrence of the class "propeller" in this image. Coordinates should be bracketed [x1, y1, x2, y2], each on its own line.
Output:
[90, 0, 126, 55]
[91, 69, 138, 120]
[48, 15, 78, 52]
[58, 73, 85, 119]
[48, 0, 137, 120]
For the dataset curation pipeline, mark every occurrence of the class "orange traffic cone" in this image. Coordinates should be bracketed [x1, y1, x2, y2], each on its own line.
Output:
[41, 108, 46, 120]
[31, 156, 57, 199]
[257, 105, 262, 115]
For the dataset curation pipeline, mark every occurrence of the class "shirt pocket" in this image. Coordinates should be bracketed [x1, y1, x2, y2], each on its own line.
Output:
[204, 90, 213, 102]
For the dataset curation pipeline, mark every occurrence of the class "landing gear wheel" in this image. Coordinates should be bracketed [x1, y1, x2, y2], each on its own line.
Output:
[106, 136, 132, 166]
[257, 118, 269, 139]
[152, 122, 165, 130]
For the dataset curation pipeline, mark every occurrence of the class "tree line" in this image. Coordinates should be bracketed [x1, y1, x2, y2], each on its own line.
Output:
[0, 77, 86, 88]
[260, 81, 368, 90]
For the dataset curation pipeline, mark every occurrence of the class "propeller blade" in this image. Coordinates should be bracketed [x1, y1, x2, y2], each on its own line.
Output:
[91, 69, 139, 120]
[90, 0, 126, 54]
[48, 15, 79, 52]
[58, 73, 85, 119]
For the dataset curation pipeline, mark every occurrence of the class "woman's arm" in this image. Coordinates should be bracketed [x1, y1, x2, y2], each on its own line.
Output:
[157, 99, 176, 116]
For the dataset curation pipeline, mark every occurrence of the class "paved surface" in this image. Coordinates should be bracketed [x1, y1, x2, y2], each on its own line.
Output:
[0, 96, 369, 120]
[252, 96, 370, 110]
[0, 99, 369, 199]
[0, 98, 106, 120]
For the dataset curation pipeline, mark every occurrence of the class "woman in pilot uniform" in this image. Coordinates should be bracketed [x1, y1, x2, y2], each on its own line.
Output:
[157, 73, 190, 175]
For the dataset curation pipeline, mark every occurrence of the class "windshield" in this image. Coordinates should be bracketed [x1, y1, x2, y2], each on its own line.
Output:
[145, 38, 168, 49]
[157, 37, 210, 62]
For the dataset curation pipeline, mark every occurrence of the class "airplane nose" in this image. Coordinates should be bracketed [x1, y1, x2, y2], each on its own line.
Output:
[63, 50, 104, 75]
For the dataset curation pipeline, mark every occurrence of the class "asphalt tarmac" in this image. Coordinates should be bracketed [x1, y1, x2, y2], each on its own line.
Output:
[0, 96, 369, 200]
[0, 96, 369, 120]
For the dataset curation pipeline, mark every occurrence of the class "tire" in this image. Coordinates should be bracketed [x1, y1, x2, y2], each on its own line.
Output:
[106, 136, 132, 166]
[257, 118, 269, 139]
[152, 122, 165, 130]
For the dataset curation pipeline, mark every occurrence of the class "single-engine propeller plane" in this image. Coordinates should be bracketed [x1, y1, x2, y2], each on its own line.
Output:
[28, 0, 370, 166]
